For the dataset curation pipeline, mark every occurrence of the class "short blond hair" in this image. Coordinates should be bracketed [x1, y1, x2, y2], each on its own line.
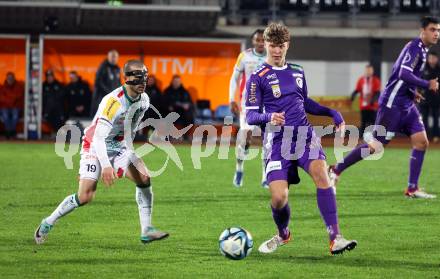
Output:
[263, 22, 290, 44]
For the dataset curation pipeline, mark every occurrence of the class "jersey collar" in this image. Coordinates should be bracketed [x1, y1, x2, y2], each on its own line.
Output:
[122, 85, 141, 104]
[270, 64, 288, 70]
[252, 48, 266, 57]
[417, 38, 429, 52]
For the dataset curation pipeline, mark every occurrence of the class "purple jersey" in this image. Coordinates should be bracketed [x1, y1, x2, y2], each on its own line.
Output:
[244, 63, 328, 182]
[245, 63, 311, 130]
[379, 38, 429, 110]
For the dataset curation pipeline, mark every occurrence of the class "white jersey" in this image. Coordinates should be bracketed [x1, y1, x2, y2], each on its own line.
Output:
[229, 48, 266, 110]
[82, 86, 149, 155]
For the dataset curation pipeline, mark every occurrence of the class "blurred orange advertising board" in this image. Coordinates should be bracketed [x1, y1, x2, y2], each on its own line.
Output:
[42, 37, 243, 110]
[0, 37, 27, 84]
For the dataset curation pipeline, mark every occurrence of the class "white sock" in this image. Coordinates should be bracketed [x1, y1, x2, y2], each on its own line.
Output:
[261, 159, 267, 183]
[136, 186, 153, 235]
[45, 194, 80, 225]
[236, 140, 248, 172]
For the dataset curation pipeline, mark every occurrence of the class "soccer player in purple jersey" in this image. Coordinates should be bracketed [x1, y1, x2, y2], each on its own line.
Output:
[329, 16, 440, 199]
[245, 23, 357, 255]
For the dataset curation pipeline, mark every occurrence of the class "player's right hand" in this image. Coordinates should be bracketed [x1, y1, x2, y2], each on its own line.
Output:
[429, 78, 439, 92]
[271, 112, 285, 126]
[102, 167, 116, 187]
[230, 101, 240, 117]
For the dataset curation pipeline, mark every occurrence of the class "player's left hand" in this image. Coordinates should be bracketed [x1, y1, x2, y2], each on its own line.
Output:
[331, 110, 345, 137]
[102, 167, 116, 187]
[415, 90, 425, 103]
[230, 101, 240, 117]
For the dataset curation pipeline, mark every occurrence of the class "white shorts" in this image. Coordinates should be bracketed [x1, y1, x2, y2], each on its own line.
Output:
[78, 149, 141, 181]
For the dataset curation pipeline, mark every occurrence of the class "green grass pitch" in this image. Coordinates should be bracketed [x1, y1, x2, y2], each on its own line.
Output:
[1, 142, 439, 278]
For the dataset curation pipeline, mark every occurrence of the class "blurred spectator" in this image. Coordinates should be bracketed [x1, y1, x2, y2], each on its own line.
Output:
[0, 72, 24, 139]
[351, 64, 381, 137]
[65, 71, 92, 118]
[90, 49, 121, 116]
[164, 75, 194, 127]
[420, 51, 440, 143]
[145, 75, 164, 118]
[43, 70, 65, 133]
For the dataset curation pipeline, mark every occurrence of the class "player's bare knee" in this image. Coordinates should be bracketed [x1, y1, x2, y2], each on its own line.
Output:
[314, 174, 330, 188]
[78, 190, 95, 204]
[414, 139, 429, 150]
[271, 191, 288, 208]
[139, 174, 150, 186]
[271, 195, 287, 208]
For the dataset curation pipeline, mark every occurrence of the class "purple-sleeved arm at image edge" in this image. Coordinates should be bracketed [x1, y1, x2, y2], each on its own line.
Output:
[399, 68, 430, 89]
[304, 98, 344, 126]
[246, 110, 272, 125]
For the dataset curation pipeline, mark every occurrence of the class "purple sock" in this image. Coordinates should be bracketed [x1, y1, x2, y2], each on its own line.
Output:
[271, 204, 290, 240]
[317, 188, 340, 241]
[335, 143, 370, 174]
[408, 149, 425, 191]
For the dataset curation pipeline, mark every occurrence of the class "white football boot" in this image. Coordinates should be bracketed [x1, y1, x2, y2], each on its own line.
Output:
[328, 165, 340, 188]
[330, 235, 357, 255]
[258, 233, 291, 254]
[34, 219, 53, 245]
[405, 188, 436, 199]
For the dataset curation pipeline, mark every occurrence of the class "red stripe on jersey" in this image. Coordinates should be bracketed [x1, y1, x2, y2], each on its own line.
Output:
[117, 167, 124, 178]
[258, 68, 269, 77]
[114, 135, 124, 141]
[81, 119, 99, 152]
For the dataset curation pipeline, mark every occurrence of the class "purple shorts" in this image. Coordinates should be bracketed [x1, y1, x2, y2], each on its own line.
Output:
[373, 105, 425, 144]
[265, 135, 326, 185]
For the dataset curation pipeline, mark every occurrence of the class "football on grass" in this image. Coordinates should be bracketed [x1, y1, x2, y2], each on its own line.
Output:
[218, 227, 253, 260]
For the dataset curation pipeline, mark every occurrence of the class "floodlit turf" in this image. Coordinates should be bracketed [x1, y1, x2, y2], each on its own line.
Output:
[1, 142, 439, 278]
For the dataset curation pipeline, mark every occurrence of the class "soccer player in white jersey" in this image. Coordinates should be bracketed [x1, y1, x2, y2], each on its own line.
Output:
[229, 29, 267, 188]
[34, 60, 169, 244]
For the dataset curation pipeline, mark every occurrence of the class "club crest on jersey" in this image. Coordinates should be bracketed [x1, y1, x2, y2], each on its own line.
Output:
[296, 77, 303, 89]
[271, 84, 281, 98]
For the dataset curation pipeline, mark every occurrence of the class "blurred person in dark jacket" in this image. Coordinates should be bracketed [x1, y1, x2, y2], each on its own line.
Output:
[90, 49, 121, 116]
[65, 71, 91, 118]
[145, 75, 164, 118]
[420, 51, 440, 143]
[43, 70, 65, 133]
[163, 75, 194, 127]
[0, 72, 24, 139]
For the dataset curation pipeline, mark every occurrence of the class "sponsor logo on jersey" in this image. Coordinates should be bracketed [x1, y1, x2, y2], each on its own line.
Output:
[296, 77, 303, 89]
[249, 82, 257, 103]
[258, 67, 270, 77]
[268, 79, 279, 85]
[103, 97, 121, 121]
[271, 84, 281, 98]
[266, 73, 277, 80]
[266, 161, 282, 173]
[411, 53, 419, 69]
[292, 73, 303, 78]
